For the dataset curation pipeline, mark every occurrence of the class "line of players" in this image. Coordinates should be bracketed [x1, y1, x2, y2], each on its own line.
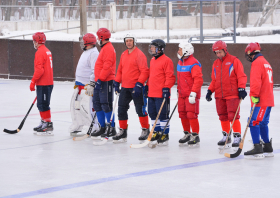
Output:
[30, 29, 274, 159]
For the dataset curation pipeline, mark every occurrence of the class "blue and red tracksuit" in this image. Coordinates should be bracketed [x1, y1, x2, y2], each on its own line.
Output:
[249, 53, 274, 144]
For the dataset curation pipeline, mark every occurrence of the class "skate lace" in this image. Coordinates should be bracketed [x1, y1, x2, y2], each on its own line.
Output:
[181, 134, 191, 141]
[41, 121, 48, 129]
[233, 136, 241, 144]
[221, 135, 228, 142]
[36, 120, 43, 128]
[140, 128, 149, 137]
[116, 128, 124, 136]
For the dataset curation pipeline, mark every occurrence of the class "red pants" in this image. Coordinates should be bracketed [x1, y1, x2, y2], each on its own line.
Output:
[215, 98, 240, 122]
[178, 97, 199, 119]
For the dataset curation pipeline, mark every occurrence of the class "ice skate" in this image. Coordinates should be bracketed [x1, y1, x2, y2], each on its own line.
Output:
[33, 120, 44, 134]
[232, 133, 241, 151]
[188, 133, 200, 147]
[179, 131, 191, 146]
[244, 143, 264, 159]
[91, 126, 106, 140]
[101, 123, 116, 140]
[138, 127, 150, 143]
[218, 131, 231, 149]
[36, 122, 54, 136]
[263, 138, 274, 157]
[113, 128, 127, 143]
[148, 131, 161, 147]
[157, 133, 169, 146]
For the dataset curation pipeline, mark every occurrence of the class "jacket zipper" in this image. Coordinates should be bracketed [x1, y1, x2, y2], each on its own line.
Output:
[221, 60, 223, 98]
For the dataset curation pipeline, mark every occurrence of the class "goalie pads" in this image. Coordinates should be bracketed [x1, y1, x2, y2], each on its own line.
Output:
[69, 87, 99, 134]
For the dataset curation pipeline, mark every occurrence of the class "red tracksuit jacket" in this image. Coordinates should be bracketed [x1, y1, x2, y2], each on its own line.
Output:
[208, 53, 247, 99]
[148, 54, 176, 98]
[115, 47, 149, 88]
[177, 55, 203, 98]
[32, 45, 53, 86]
[250, 54, 274, 107]
[94, 42, 116, 82]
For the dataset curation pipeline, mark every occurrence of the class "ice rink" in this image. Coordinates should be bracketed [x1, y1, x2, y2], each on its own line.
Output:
[0, 79, 279, 198]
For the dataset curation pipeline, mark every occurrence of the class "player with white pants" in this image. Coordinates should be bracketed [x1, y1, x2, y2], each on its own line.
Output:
[69, 33, 99, 136]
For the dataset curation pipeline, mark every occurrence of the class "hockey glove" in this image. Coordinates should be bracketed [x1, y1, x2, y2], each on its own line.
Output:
[162, 88, 170, 99]
[85, 81, 95, 96]
[206, 90, 212, 102]
[30, 81, 35, 91]
[133, 82, 143, 98]
[251, 96, 260, 104]
[189, 92, 196, 104]
[95, 79, 102, 91]
[114, 81, 120, 94]
[144, 85, 148, 98]
[238, 88, 247, 100]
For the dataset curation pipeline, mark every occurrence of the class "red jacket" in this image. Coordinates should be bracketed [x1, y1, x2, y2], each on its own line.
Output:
[208, 53, 247, 99]
[148, 54, 176, 98]
[250, 54, 274, 107]
[32, 45, 53, 86]
[115, 47, 149, 88]
[177, 55, 203, 98]
[94, 42, 116, 82]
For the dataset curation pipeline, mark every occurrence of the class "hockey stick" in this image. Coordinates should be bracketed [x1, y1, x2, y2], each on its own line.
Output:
[224, 103, 256, 158]
[3, 97, 37, 134]
[149, 101, 178, 149]
[219, 99, 242, 154]
[92, 93, 119, 146]
[73, 112, 97, 141]
[130, 98, 166, 149]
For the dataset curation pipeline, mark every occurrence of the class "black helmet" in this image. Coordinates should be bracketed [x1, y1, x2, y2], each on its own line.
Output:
[149, 39, 166, 57]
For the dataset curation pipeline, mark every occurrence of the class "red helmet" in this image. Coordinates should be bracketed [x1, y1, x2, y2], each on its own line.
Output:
[83, 33, 97, 46]
[32, 32, 46, 44]
[212, 40, 227, 53]
[245, 42, 261, 55]
[96, 28, 111, 42]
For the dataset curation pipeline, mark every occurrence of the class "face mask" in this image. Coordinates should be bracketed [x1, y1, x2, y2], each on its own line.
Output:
[33, 42, 38, 50]
[177, 53, 182, 59]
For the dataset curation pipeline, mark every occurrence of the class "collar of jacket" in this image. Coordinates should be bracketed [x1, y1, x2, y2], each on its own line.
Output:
[252, 53, 263, 62]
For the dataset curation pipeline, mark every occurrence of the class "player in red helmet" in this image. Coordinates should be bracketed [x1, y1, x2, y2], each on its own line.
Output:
[31, 32, 54, 135]
[69, 33, 100, 137]
[206, 40, 247, 150]
[243, 42, 274, 159]
[91, 28, 117, 140]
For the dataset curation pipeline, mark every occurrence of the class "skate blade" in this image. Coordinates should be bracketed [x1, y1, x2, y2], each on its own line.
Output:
[188, 143, 200, 147]
[179, 143, 189, 146]
[36, 132, 54, 136]
[113, 138, 127, 143]
[148, 142, 158, 148]
[264, 153, 274, 157]
[157, 141, 168, 146]
[244, 154, 265, 160]
[218, 144, 231, 150]
[232, 147, 239, 152]
[91, 136, 101, 140]
[70, 132, 85, 137]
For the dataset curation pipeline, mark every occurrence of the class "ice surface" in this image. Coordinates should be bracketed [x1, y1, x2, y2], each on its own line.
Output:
[0, 79, 279, 198]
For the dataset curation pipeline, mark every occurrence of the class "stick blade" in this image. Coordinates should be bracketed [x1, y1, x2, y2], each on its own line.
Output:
[3, 128, 19, 134]
[224, 148, 242, 158]
[73, 134, 89, 141]
[92, 137, 108, 146]
[130, 140, 149, 148]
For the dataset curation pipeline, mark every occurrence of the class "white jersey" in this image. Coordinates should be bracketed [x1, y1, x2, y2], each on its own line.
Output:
[75, 47, 99, 85]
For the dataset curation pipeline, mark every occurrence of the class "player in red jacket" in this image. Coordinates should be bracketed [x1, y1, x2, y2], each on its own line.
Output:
[30, 32, 54, 135]
[177, 42, 203, 146]
[244, 42, 274, 159]
[90, 28, 117, 139]
[206, 40, 247, 149]
[146, 39, 176, 146]
[113, 33, 150, 143]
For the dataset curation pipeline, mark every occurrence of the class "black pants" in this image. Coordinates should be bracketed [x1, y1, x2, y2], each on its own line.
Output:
[148, 97, 170, 120]
[36, 85, 53, 112]
[93, 80, 113, 113]
[118, 87, 147, 120]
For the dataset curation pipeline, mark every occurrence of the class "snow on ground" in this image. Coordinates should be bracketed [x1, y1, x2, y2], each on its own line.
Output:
[1, 25, 280, 44]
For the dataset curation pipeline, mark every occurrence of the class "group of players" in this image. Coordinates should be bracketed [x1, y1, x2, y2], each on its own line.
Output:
[30, 28, 274, 159]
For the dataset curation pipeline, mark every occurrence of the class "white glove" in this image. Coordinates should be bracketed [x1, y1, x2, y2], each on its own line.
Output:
[189, 92, 196, 104]
[85, 81, 95, 96]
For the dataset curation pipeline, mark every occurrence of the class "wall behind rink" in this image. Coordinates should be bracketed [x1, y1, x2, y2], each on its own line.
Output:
[0, 39, 279, 85]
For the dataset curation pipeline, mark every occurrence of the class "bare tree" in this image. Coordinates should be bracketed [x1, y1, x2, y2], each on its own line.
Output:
[135, 0, 139, 18]
[237, 0, 249, 27]
[119, 0, 124, 19]
[88, 0, 92, 18]
[141, 0, 147, 18]
[62, 0, 67, 18]
[128, 0, 134, 18]
[5, 0, 12, 21]
[102, 0, 106, 18]
[255, 0, 280, 27]
[69, 0, 77, 19]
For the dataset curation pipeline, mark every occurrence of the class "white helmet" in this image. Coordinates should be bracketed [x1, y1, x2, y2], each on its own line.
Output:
[178, 41, 194, 59]
[124, 33, 137, 46]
